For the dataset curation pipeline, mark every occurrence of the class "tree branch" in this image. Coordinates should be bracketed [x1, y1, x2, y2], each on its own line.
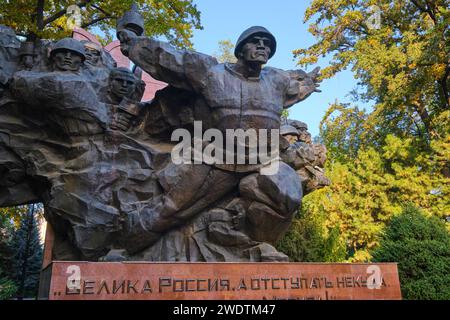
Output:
[411, 100, 434, 138]
[81, 16, 112, 29]
[439, 66, 450, 110]
[410, 0, 436, 24]
[36, 0, 45, 30]
[91, 4, 112, 17]
[167, 0, 183, 17]
[424, 0, 437, 23]
[42, 0, 93, 27]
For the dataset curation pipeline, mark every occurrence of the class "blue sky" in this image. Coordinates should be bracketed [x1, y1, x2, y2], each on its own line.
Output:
[189, 0, 359, 137]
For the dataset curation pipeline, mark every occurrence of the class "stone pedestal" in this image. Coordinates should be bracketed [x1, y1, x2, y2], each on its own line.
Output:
[39, 261, 401, 300]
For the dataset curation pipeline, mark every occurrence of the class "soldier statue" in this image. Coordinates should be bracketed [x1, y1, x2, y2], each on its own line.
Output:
[0, 5, 329, 263]
[113, 4, 324, 261]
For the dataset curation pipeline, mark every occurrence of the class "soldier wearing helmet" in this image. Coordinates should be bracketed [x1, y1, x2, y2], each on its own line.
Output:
[118, 23, 321, 168]
[81, 40, 103, 67]
[114, 8, 324, 260]
[280, 124, 300, 145]
[50, 38, 86, 72]
[116, 2, 145, 38]
[108, 67, 140, 104]
[288, 119, 312, 144]
[18, 42, 37, 71]
[105, 67, 146, 132]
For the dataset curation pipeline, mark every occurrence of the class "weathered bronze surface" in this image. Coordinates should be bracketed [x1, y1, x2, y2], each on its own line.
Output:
[0, 6, 329, 263]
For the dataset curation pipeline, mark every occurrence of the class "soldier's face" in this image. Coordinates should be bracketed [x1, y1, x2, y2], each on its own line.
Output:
[285, 134, 299, 144]
[111, 74, 136, 99]
[21, 55, 34, 70]
[298, 129, 312, 144]
[241, 36, 271, 64]
[85, 47, 101, 66]
[53, 50, 83, 71]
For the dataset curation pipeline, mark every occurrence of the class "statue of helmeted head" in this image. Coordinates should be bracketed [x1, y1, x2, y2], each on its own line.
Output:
[116, 3, 145, 37]
[234, 26, 277, 65]
[19, 41, 37, 71]
[50, 38, 86, 72]
[81, 41, 102, 67]
[108, 67, 138, 104]
[289, 120, 311, 144]
[280, 125, 300, 145]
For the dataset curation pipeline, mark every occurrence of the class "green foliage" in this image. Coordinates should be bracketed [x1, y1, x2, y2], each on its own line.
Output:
[10, 205, 43, 299]
[0, 206, 29, 228]
[0, 0, 202, 48]
[0, 267, 17, 300]
[372, 205, 450, 300]
[0, 210, 17, 300]
[213, 39, 237, 64]
[1, 205, 45, 300]
[299, 132, 449, 262]
[320, 102, 369, 161]
[277, 201, 346, 263]
[282, 0, 450, 265]
[280, 109, 290, 122]
[298, 0, 449, 140]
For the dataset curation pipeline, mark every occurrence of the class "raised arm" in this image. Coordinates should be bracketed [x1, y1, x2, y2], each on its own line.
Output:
[284, 67, 322, 109]
[118, 30, 217, 92]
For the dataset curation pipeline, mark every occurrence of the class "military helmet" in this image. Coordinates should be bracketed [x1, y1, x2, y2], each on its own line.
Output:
[234, 26, 277, 59]
[117, 3, 144, 37]
[50, 38, 86, 61]
[288, 120, 308, 131]
[110, 67, 137, 81]
[81, 40, 102, 52]
[19, 42, 37, 56]
[280, 125, 300, 137]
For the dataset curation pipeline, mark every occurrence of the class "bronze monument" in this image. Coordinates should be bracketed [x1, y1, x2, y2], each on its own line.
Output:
[0, 6, 329, 263]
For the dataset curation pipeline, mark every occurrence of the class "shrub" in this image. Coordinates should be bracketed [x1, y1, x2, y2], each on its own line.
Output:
[372, 205, 450, 300]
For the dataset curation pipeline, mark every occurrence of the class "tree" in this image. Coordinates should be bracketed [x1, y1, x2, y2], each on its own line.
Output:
[0, 212, 16, 300]
[0, 267, 16, 300]
[293, 132, 449, 262]
[277, 208, 346, 262]
[213, 39, 237, 64]
[280, 0, 450, 263]
[319, 102, 370, 162]
[10, 204, 43, 299]
[0, 0, 202, 48]
[0, 206, 29, 228]
[372, 205, 450, 300]
[296, 0, 449, 141]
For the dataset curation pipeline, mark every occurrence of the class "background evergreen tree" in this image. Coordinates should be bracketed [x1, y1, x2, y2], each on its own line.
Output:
[0, 213, 16, 299]
[372, 205, 450, 300]
[10, 204, 43, 299]
[0, 267, 16, 300]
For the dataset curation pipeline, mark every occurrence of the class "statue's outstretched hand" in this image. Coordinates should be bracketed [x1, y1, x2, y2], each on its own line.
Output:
[285, 67, 322, 106]
[306, 66, 322, 93]
[298, 66, 322, 96]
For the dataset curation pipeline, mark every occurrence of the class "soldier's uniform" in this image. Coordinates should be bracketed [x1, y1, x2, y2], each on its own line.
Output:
[116, 27, 309, 259]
